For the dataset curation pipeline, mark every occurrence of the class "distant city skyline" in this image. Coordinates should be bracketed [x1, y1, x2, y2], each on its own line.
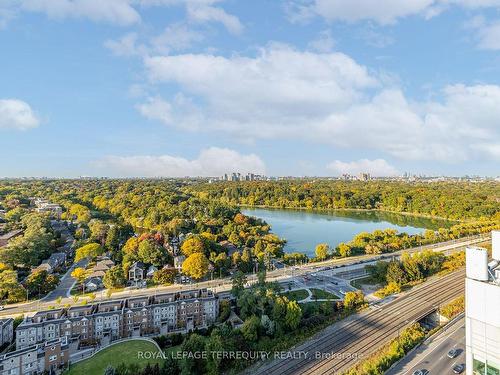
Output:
[2, 1, 500, 177]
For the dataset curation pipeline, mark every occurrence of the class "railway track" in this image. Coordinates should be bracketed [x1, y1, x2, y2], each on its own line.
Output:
[251, 270, 465, 375]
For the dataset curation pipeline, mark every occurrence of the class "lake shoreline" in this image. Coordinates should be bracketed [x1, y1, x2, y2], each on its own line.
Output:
[241, 206, 453, 257]
[239, 205, 461, 224]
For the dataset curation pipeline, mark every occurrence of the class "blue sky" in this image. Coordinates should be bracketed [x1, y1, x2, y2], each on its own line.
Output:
[1, 0, 500, 178]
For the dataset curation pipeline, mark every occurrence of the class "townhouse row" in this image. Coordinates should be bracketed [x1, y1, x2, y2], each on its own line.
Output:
[16, 288, 218, 350]
[0, 337, 68, 375]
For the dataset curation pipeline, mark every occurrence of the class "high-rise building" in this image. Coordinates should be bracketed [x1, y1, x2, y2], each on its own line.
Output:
[465, 231, 500, 375]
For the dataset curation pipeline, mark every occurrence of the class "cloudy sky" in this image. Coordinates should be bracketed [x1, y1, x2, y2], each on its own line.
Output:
[2, 0, 500, 177]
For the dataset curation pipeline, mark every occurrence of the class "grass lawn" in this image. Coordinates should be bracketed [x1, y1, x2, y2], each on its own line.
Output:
[164, 344, 181, 357]
[65, 340, 163, 375]
[282, 289, 309, 301]
[351, 276, 377, 289]
[310, 288, 339, 300]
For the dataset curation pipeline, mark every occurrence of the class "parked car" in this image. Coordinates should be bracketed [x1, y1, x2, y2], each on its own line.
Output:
[447, 348, 458, 358]
[452, 364, 465, 374]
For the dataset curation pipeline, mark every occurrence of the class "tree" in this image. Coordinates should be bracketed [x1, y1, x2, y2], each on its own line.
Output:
[285, 300, 302, 330]
[138, 239, 167, 266]
[366, 261, 389, 283]
[105, 225, 121, 251]
[69, 204, 91, 223]
[241, 316, 260, 341]
[315, 243, 329, 260]
[231, 271, 247, 297]
[180, 236, 205, 257]
[71, 267, 88, 285]
[179, 334, 206, 375]
[0, 269, 25, 303]
[337, 243, 352, 257]
[182, 253, 210, 280]
[25, 270, 59, 297]
[261, 314, 275, 335]
[257, 269, 266, 285]
[386, 261, 407, 285]
[344, 290, 365, 310]
[5, 207, 26, 222]
[152, 267, 177, 285]
[234, 213, 248, 225]
[75, 243, 103, 262]
[88, 220, 109, 245]
[162, 355, 179, 375]
[253, 240, 264, 256]
[103, 266, 126, 289]
[205, 331, 224, 375]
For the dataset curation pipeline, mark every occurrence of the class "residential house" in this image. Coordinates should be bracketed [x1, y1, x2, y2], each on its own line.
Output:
[0, 229, 23, 248]
[86, 258, 115, 284]
[84, 277, 103, 292]
[33, 252, 66, 274]
[219, 240, 239, 257]
[173, 255, 186, 272]
[146, 265, 158, 279]
[33, 198, 63, 219]
[128, 262, 146, 282]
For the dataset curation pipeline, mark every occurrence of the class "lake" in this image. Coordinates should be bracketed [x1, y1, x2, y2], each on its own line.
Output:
[242, 207, 452, 257]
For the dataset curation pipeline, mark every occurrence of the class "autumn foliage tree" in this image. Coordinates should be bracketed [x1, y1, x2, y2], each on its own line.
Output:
[181, 236, 206, 257]
[182, 253, 210, 280]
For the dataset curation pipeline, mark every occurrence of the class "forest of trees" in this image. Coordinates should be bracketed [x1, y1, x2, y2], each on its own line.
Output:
[188, 180, 500, 220]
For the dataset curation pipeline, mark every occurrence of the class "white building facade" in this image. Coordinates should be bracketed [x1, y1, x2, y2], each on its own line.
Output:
[465, 230, 500, 375]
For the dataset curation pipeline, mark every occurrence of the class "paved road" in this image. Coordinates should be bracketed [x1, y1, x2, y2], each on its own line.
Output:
[246, 269, 466, 375]
[387, 317, 465, 375]
[43, 258, 89, 301]
[0, 235, 486, 318]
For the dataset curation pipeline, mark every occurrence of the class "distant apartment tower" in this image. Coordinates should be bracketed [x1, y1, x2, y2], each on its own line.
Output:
[358, 173, 371, 181]
[465, 231, 500, 375]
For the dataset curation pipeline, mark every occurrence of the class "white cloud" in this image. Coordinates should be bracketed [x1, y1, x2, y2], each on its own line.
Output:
[308, 29, 335, 52]
[94, 147, 266, 177]
[467, 17, 500, 50]
[20, 0, 141, 26]
[151, 23, 204, 53]
[186, 1, 243, 34]
[104, 32, 146, 57]
[136, 96, 173, 124]
[139, 0, 243, 34]
[327, 159, 399, 176]
[287, 0, 500, 25]
[0, 99, 40, 130]
[0, 2, 16, 29]
[105, 23, 202, 58]
[140, 44, 500, 163]
[144, 44, 377, 121]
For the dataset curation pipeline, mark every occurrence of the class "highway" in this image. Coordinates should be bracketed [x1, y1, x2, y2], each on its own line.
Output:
[0, 234, 485, 318]
[386, 316, 465, 375]
[247, 269, 466, 375]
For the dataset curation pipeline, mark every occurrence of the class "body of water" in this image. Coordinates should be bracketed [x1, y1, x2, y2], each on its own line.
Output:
[242, 207, 452, 257]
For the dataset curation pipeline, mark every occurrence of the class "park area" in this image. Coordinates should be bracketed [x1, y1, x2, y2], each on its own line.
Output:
[65, 340, 164, 375]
